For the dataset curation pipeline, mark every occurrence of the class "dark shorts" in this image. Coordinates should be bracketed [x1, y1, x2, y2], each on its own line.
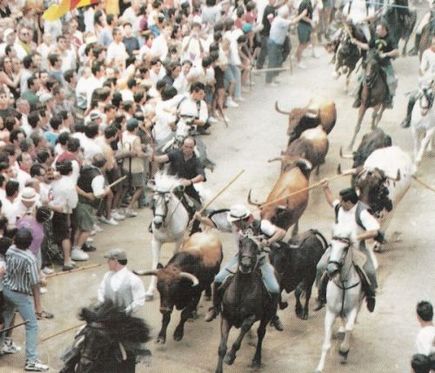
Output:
[52, 212, 70, 243]
[73, 202, 95, 232]
[298, 22, 312, 44]
[214, 66, 225, 90]
[106, 167, 123, 193]
[127, 172, 145, 188]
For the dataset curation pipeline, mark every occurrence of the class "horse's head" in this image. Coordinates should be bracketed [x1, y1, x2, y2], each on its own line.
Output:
[364, 50, 381, 83]
[238, 236, 260, 274]
[419, 81, 435, 115]
[151, 174, 183, 229]
[327, 235, 352, 280]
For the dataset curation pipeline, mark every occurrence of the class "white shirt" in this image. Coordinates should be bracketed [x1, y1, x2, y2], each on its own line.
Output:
[92, 174, 106, 198]
[107, 41, 129, 64]
[420, 48, 435, 81]
[81, 137, 103, 161]
[97, 267, 145, 314]
[416, 325, 435, 355]
[332, 200, 380, 242]
[342, 0, 374, 24]
[151, 35, 168, 60]
[154, 99, 177, 144]
[178, 97, 208, 123]
[49, 176, 78, 214]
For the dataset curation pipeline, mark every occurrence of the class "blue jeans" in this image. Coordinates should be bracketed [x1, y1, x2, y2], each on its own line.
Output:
[266, 40, 284, 83]
[215, 254, 280, 294]
[224, 64, 242, 99]
[1, 287, 39, 361]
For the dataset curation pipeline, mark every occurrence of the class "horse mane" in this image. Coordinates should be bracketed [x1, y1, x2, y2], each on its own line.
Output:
[154, 172, 182, 193]
[79, 301, 151, 344]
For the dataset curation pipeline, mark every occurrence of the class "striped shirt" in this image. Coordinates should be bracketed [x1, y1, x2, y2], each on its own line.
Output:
[3, 245, 40, 295]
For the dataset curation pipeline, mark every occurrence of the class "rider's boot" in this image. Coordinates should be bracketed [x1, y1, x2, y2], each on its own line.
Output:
[314, 274, 328, 311]
[269, 294, 284, 331]
[356, 267, 376, 312]
[204, 282, 222, 322]
[400, 95, 417, 128]
[409, 33, 421, 56]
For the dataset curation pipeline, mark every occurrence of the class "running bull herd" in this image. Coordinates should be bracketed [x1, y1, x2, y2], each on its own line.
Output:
[129, 96, 428, 373]
[70, 92, 432, 372]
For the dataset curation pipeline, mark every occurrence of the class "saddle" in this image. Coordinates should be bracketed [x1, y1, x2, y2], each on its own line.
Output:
[350, 248, 372, 287]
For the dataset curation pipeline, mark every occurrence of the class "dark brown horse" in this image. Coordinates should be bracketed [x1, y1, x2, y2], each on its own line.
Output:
[348, 49, 388, 151]
[215, 236, 275, 373]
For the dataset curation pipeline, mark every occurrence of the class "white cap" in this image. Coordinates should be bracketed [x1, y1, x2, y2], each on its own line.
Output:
[227, 204, 251, 223]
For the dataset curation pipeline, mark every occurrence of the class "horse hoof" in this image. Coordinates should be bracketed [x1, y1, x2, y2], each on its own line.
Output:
[339, 349, 349, 363]
[251, 359, 262, 369]
[173, 333, 183, 341]
[156, 336, 166, 344]
[301, 312, 309, 320]
[224, 353, 235, 366]
[336, 331, 345, 340]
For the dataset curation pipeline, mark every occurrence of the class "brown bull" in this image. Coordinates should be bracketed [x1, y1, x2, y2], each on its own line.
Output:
[275, 98, 336, 144]
[248, 159, 312, 235]
[135, 231, 223, 344]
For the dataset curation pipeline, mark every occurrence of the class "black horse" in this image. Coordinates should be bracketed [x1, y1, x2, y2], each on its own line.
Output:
[215, 236, 275, 373]
[270, 229, 328, 320]
[349, 49, 389, 150]
[60, 301, 151, 373]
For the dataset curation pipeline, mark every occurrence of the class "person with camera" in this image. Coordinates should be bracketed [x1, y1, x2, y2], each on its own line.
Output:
[177, 81, 209, 134]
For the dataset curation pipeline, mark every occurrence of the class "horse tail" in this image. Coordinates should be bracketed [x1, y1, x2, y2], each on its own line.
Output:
[309, 229, 329, 251]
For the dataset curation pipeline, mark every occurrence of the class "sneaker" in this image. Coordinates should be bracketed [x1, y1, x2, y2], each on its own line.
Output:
[297, 62, 307, 69]
[86, 237, 94, 244]
[125, 209, 138, 218]
[226, 97, 239, 108]
[332, 71, 340, 79]
[266, 82, 279, 87]
[71, 248, 89, 261]
[41, 267, 54, 275]
[40, 287, 48, 294]
[1, 338, 21, 354]
[99, 216, 119, 226]
[208, 116, 218, 124]
[235, 96, 245, 102]
[93, 224, 103, 233]
[62, 263, 75, 271]
[81, 243, 96, 252]
[25, 359, 49, 371]
[112, 211, 125, 221]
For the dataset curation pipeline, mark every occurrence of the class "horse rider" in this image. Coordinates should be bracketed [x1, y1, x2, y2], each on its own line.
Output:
[203, 204, 286, 331]
[315, 183, 381, 313]
[152, 136, 205, 232]
[409, 0, 435, 56]
[98, 248, 146, 316]
[342, 0, 377, 42]
[401, 35, 435, 128]
[351, 22, 399, 108]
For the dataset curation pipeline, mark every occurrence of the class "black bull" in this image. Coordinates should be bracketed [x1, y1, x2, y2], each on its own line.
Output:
[270, 229, 328, 320]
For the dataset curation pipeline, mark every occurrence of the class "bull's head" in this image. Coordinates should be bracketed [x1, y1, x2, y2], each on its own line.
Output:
[355, 168, 397, 215]
[134, 265, 199, 313]
[275, 101, 320, 143]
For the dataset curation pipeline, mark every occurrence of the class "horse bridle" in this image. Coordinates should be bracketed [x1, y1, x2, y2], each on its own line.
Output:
[152, 191, 171, 223]
[419, 85, 434, 112]
[327, 236, 352, 271]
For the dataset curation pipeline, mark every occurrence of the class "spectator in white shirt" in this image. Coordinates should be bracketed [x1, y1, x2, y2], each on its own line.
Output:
[107, 28, 129, 70]
[150, 25, 171, 60]
[415, 301, 435, 356]
[3, 180, 19, 228]
[49, 161, 78, 271]
[81, 122, 103, 162]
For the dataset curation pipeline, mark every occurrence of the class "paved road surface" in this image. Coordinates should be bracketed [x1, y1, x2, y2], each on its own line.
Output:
[2, 44, 435, 373]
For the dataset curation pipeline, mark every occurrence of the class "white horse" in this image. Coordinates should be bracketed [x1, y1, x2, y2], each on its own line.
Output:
[411, 82, 435, 169]
[145, 173, 190, 301]
[315, 233, 365, 373]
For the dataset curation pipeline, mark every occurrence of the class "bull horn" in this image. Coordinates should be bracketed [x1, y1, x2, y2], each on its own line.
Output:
[268, 156, 283, 163]
[306, 109, 319, 118]
[133, 269, 158, 276]
[337, 164, 358, 176]
[275, 101, 291, 115]
[339, 146, 353, 159]
[179, 272, 199, 287]
[387, 169, 401, 182]
[247, 189, 263, 207]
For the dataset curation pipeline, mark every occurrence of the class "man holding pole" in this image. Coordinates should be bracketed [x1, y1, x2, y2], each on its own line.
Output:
[315, 181, 381, 312]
